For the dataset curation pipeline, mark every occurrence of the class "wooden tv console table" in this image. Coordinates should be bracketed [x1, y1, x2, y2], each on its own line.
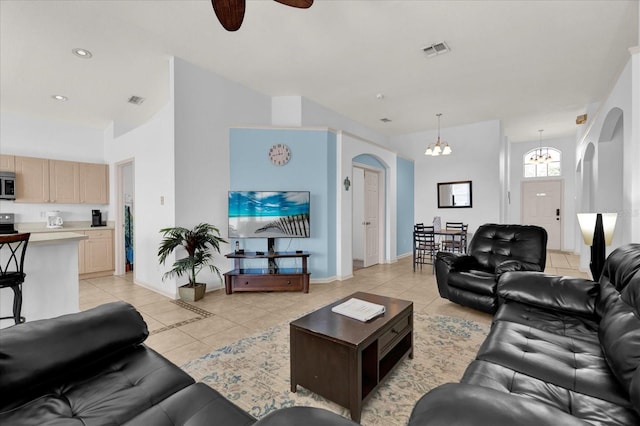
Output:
[224, 251, 311, 294]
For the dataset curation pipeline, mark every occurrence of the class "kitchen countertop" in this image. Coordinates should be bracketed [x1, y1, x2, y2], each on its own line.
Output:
[16, 221, 115, 233]
[27, 231, 88, 246]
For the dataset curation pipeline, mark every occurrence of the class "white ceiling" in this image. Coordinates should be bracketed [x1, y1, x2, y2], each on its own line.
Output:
[1, 0, 637, 142]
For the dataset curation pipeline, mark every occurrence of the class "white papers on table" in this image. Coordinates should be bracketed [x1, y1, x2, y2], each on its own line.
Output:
[331, 298, 386, 322]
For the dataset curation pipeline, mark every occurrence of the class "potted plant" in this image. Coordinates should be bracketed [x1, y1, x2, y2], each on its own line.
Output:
[158, 223, 228, 302]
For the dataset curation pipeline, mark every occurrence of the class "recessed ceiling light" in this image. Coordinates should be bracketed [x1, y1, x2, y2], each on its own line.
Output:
[72, 48, 92, 58]
[52, 95, 68, 101]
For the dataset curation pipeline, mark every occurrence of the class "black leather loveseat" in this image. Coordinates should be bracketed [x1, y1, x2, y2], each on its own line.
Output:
[435, 223, 548, 314]
[410, 243, 640, 425]
[0, 301, 357, 426]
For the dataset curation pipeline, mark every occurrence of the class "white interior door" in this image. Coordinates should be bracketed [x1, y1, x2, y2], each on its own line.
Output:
[363, 169, 379, 267]
[522, 180, 563, 250]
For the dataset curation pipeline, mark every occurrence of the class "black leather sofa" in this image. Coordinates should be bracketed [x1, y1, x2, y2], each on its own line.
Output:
[0, 301, 357, 426]
[410, 243, 640, 425]
[435, 223, 548, 314]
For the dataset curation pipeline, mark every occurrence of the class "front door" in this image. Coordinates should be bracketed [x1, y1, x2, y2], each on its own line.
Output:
[363, 169, 379, 267]
[522, 180, 563, 250]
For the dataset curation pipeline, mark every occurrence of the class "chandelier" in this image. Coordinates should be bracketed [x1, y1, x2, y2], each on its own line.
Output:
[424, 113, 452, 156]
[529, 129, 552, 163]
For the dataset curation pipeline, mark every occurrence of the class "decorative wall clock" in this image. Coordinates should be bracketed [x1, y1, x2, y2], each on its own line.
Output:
[269, 143, 291, 166]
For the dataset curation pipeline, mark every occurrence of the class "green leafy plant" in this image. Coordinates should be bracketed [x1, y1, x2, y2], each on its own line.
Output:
[158, 223, 228, 287]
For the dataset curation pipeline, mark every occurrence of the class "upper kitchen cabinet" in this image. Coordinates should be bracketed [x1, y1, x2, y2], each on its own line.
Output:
[50, 159, 80, 203]
[0, 155, 15, 172]
[14, 155, 109, 204]
[79, 163, 109, 204]
[15, 156, 50, 203]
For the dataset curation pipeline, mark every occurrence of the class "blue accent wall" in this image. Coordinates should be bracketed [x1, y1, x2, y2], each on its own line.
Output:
[396, 156, 415, 256]
[230, 128, 336, 279]
[353, 154, 385, 169]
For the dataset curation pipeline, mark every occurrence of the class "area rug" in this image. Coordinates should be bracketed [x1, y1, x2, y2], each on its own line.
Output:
[182, 313, 490, 425]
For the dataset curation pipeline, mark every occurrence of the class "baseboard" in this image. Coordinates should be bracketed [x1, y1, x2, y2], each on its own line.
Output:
[133, 279, 177, 299]
[310, 276, 337, 284]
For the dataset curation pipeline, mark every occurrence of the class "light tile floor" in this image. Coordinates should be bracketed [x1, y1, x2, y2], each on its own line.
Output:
[79, 251, 589, 367]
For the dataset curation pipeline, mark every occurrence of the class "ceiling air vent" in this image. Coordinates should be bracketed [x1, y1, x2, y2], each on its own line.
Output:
[128, 95, 145, 105]
[422, 41, 450, 57]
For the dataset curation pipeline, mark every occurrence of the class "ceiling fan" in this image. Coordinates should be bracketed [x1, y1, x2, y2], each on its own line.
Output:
[212, 0, 313, 31]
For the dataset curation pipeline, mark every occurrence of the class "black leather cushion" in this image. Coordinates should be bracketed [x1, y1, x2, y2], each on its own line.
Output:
[461, 361, 639, 425]
[498, 272, 599, 317]
[408, 383, 592, 426]
[494, 300, 599, 344]
[253, 407, 358, 425]
[124, 383, 255, 426]
[0, 344, 196, 425]
[467, 224, 548, 271]
[448, 269, 495, 295]
[598, 270, 640, 400]
[474, 321, 625, 404]
[0, 301, 150, 409]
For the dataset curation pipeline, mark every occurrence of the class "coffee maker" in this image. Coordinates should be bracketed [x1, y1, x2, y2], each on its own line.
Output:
[91, 209, 105, 227]
[46, 211, 64, 229]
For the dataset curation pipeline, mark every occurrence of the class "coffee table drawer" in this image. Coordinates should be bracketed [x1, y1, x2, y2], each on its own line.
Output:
[379, 313, 411, 355]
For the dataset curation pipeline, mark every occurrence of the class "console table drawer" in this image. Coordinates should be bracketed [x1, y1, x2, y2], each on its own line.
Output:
[229, 274, 304, 292]
[379, 313, 411, 355]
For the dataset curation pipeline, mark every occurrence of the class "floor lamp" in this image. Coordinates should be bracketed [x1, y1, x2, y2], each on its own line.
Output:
[577, 213, 617, 281]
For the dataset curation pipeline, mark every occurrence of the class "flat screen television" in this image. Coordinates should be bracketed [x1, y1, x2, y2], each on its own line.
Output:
[228, 191, 310, 239]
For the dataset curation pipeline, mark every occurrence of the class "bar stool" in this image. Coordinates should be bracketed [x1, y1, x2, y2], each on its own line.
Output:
[0, 233, 30, 325]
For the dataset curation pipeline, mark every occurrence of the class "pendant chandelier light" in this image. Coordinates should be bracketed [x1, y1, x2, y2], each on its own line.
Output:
[529, 129, 552, 163]
[424, 113, 452, 156]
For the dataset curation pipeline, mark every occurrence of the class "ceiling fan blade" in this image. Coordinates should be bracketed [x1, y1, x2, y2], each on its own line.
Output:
[211, 0, 245, 31]
[273, 0, 313, 9]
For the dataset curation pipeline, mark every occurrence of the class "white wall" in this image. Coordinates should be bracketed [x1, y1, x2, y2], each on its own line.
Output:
[104, 56, 177, 297]
[302, 98, 389, 147]
[337, 131, 397, 280]
[172, 58, 272, 291]
[0, 111, 109, 223]
[508, 135, 577, 251]
[391, 120, 503, 235]
[104, 101, 176, 296]
[577, 58, 638, 255]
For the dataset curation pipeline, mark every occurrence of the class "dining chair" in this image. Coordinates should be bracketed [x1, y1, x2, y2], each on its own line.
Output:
[0, 233, 30, 325]
[414, 224, 438, 273]
[441, 222, 468, 253]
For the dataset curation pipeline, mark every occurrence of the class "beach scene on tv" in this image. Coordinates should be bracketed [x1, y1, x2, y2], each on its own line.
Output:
[228, 191, 310, 238]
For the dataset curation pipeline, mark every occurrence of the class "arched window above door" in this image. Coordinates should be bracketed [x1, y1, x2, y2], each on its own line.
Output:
[524, 147, 561, 178]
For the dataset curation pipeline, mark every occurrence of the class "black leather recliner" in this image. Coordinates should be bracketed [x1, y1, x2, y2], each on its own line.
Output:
[435, 223, 548, 314]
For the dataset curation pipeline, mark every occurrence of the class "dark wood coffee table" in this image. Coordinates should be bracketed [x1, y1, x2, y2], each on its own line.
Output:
[290, 292, 413, 422]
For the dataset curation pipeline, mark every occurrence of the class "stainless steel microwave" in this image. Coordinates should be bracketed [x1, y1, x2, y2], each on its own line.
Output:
[0, 171, 16, 200]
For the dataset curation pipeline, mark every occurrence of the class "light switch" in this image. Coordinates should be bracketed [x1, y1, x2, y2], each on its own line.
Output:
[160, 196, 164, 205]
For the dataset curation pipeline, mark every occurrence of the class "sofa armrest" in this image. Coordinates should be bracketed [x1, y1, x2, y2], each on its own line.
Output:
[0, 301, 148, 403]
[436, 252, 482, 271]
[408, 383, 591, 426]
[497, 271, 599, 316]
[495, 259, 543, 275]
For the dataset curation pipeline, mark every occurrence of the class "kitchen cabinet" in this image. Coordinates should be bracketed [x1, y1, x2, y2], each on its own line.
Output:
[79, 163, 109, 204]
[79, 229, 114, 276]
[0, 155, 15, 172]
[13, 155, 108, 204]
[15, 156, 50, 203]
[49, 160, 80, 203]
